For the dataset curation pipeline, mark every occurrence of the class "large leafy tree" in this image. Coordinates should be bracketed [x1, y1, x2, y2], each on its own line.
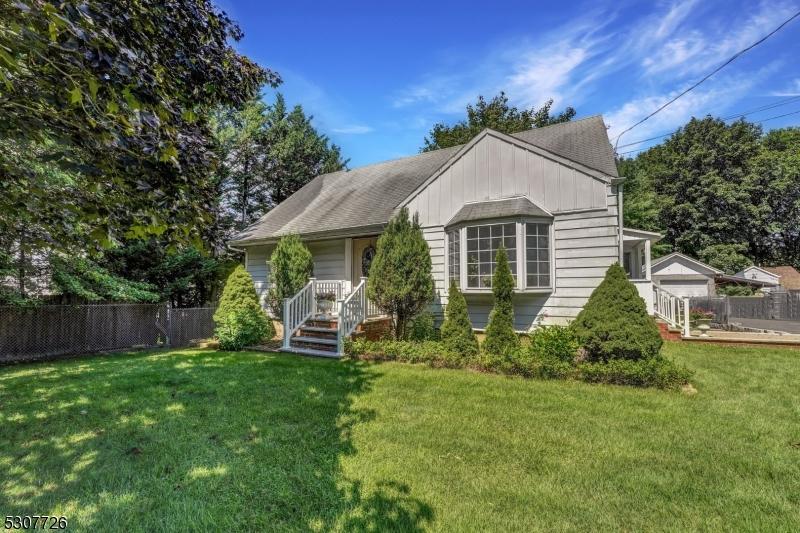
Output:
[0, 0, 277, 254]
[422, 92, 575, 151]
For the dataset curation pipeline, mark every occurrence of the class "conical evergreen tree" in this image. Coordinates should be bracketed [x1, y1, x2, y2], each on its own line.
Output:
[268, 234, 313, 318]
[483, 246, 520, 355]
[367, 207, 435, 339]
[214, 265, 274, 349]
[571, 263, 662, 361]
[440, 281, 479, 357]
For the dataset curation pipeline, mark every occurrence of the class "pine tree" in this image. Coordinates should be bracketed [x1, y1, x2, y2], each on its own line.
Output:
[214, 265, 274, 350]
[483, 246, 520, 355]
[440, 281, 479, 357]
[367, 207, 434, 339]
[268, 234, 314, 318]
[571, 263, 662, 361]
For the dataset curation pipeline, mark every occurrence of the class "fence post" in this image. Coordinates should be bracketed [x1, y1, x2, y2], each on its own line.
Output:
[164, 304, 172, 347]
[683, 297, 691, 338]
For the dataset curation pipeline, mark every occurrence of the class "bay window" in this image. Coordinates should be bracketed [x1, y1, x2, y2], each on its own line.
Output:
[447, 219, 552, 291]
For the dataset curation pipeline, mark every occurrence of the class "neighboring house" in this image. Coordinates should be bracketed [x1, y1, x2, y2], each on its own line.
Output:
[230, 116, 662, 354]
[762, 266, 800, 290]
[651, 253, 722, 298]
[736, 266, 782, 289]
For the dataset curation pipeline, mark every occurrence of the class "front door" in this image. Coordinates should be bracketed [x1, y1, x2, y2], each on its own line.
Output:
[352, 237, 378, 283]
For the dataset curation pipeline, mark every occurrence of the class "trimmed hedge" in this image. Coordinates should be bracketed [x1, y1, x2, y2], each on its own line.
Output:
[440, 282, 479, 357]
[214, 265, 274, 350]
[483, 246, 520, 356]
[346, 331, 692, 390]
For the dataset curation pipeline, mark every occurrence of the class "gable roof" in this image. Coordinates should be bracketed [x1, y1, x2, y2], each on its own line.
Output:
[763, 266, 800, 289]
[510, 115, 618, 177]
[231, 116, 617, 244]
[651, 252, 723, 275]
[446, 197, 552, 227]
[739, 265, 781, 280]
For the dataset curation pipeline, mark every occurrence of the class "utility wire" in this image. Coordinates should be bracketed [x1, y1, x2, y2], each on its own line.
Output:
[616, 95, 800, 149]
[617, 108, 800, 156]
[613, 9, 800, 151]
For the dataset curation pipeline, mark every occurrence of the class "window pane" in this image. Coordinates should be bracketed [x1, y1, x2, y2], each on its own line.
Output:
[462, 222, 520, 287]
[479, 226, 490, 238]
[467, 275, 478, 287]
[526, 222, 551, 288]
[467, 226, 478, 239]
[491, 225, 503, 237]
[448, 230, 460, 288]
[504, 223, 515, 235]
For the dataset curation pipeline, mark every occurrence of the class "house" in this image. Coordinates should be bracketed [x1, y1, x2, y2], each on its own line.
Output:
[736, 265, 784, 288]
[650, 253, 722, 298]
[231, 116, 664, 355]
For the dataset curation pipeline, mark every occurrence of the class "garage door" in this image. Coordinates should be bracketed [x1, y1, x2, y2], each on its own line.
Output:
[659, 280, 708, 298]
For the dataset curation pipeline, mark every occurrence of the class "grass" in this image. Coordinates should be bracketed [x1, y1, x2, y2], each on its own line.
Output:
[0, 343, 798, 531]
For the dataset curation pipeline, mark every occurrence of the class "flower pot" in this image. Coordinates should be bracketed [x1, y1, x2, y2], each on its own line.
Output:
[317, 299, 334, 316]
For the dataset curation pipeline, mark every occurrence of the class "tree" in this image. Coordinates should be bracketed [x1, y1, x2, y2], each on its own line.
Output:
[698, 243, 752, 274]
[268, 235, 314, 318]
[50, 255, 160, 303]
[422, 92, 575, 151]
[262, 94, 347, 205]
[214, 265, 274, 350]
[211, 94, 347, 242]
[571, 263, 662, 362]
[482, 246, 520, 355]
[367, 208, 435, 339]
[0, 0, 277, 254]
[440, 282, 479, 357]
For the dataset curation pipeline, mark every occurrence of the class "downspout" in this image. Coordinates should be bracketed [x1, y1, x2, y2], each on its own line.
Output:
[611, 177, 626, 265]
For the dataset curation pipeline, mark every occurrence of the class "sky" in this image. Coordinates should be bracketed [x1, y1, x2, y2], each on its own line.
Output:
[217, 0, 800, 167]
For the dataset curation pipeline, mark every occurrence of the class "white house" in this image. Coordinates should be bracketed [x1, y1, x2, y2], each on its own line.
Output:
[231, 116, 668, 355]
[735, 266, 781, 287]
[650, 253, 722, 298]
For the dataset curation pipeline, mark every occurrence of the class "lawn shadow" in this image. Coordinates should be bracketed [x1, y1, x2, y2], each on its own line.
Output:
[0, 349, 433, 530]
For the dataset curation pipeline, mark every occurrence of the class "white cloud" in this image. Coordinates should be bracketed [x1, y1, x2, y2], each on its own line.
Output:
[331, 124, 374, 134]
[770, 78, 800, 96]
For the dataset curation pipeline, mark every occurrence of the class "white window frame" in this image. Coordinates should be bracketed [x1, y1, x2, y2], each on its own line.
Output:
[445, 217, 554, 294]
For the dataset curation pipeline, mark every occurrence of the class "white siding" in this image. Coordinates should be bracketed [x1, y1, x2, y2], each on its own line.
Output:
[737, 266, 780, 285]
[405, 135, 609, 227]
[243, 238, 346, 310]
[652, 256, 715, 276]
[417, 146, 619, 329]
[245, 244, 274, 308]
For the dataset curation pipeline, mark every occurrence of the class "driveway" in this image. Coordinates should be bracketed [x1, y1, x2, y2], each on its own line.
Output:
[730, 317, 800, 334]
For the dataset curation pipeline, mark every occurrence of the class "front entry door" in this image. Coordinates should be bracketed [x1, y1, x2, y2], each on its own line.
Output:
[352, 237, 378, 283]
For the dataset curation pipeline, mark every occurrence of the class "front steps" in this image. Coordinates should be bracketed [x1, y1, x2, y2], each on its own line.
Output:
[656, 319, 683, 341]
[282, 317, 341, 357]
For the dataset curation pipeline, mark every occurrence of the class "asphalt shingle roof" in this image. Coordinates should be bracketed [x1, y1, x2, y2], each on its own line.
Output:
[232, 116, 616, 244]
[446, 197, 552, 227]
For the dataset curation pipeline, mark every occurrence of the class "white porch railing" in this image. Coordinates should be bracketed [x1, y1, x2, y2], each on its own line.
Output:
[653, 285, 691, 337]
[337, 277, 367, 354]
[283, 279, 315, 350]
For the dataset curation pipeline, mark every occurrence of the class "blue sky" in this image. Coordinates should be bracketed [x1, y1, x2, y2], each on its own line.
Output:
[218, 0, 800, 167]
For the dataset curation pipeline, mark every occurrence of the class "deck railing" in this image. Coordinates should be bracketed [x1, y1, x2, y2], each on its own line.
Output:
[337, 277, 367, 354]
[653, 285, 690, 337]
[283, 279, 315, 350]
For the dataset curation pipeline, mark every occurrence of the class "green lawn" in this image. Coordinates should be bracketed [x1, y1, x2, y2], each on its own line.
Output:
[1, 344, 798, 532]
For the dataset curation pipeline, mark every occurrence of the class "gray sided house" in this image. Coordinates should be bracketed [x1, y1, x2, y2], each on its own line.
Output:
[231, 116, 666, 355]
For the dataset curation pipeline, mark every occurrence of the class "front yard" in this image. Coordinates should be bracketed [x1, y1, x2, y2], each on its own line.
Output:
[0, 343, 798, 531]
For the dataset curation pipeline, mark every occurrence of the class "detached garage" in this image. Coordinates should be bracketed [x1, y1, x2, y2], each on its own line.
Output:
[651, 253, 722, 298]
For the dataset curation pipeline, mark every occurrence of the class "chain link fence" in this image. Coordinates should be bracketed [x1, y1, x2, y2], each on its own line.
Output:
[0, 304, 216, 363]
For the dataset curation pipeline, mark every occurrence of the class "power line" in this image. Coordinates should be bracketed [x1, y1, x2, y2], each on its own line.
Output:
[613, 9, 800, 150]
[616, 95, 800, 149]
[617, 108, 800, 156]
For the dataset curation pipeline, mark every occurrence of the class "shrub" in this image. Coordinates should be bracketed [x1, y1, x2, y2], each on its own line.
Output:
[408, 309, 439, 341]
[440, 282, 479, 357]
[268, 234, 313, 318]
[367, 207, 435, 339]
[483, 246, 520, 356]
[528, 325, 578, 363]
[575, 357, 692, 389]
[216, 309, 272, 351]
[346, 338, 463, 368]
[571, 263, 662, 362]
[214, 265, 274, 350]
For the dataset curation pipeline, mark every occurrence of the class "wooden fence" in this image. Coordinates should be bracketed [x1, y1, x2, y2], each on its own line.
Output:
[689, 290, 800, 323]
[0, 304, 216, 363]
